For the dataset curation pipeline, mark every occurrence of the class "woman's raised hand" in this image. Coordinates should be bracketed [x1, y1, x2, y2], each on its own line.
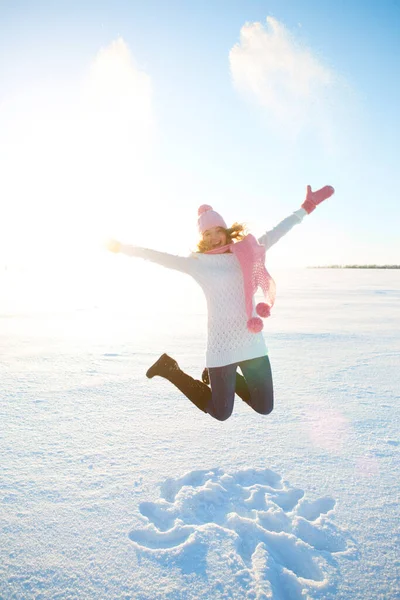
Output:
[301, 185, 335, 214]
[106, 239, 122, 253]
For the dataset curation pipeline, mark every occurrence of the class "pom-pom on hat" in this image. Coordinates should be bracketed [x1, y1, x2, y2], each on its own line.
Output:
[198, 205, 227, 234]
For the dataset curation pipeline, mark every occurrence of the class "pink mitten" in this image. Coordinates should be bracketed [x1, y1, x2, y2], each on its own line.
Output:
[301, 185, 335, 214]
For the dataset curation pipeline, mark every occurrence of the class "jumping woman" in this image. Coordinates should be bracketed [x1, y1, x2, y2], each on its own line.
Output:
[107, 184, 334, 421]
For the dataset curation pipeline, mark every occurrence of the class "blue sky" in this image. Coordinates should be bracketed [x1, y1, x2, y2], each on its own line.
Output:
[1, 0, 399, 268]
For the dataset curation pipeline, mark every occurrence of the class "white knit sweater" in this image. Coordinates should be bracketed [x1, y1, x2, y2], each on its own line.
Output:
[120, 209, 307, 368]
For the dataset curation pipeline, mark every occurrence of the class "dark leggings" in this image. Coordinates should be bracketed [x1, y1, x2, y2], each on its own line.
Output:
[206, 355, 274, 421]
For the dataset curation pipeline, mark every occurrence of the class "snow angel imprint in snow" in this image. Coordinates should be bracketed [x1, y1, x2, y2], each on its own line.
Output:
[129, 467, 356, 599]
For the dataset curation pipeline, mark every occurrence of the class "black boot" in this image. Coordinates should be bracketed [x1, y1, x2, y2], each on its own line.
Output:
[147, 354, 210, 413]
[201, 367, 210, 385]
[201, 368, 251, 405]
[146, 353, 179, 379]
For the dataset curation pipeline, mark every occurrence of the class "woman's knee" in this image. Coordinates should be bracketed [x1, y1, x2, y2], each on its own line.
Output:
[212, 412, 233, 422]
[208, 403, 234, 421]
[254, 402, 274, 416]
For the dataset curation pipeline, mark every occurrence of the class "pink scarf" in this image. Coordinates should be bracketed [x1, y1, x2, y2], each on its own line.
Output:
[205, 234, 276, 333]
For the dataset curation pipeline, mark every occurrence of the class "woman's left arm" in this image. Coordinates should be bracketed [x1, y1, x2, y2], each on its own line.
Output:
[258, 209, 307, 250]
[258, 185, 334, 250]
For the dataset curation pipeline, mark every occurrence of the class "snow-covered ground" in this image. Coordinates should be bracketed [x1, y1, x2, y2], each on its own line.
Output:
[1, 267, 399, 599]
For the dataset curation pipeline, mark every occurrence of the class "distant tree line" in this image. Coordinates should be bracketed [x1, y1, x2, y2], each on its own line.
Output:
[311, 265, 400, 269]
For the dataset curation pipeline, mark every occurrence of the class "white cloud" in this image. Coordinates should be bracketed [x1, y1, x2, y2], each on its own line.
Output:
[229, 17, 335, 139]
[83, 37, 154, 158]
[78, 38, 157, 240]
[1, 38, 156, 267]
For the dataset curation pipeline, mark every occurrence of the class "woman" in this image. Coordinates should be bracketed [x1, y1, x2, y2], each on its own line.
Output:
[107, 184, 334, 421]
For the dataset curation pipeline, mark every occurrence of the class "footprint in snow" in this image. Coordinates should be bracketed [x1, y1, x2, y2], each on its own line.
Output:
[129, 468, 356, 599]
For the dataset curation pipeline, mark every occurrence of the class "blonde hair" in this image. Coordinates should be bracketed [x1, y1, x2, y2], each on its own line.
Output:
[196, 222, 247, 253]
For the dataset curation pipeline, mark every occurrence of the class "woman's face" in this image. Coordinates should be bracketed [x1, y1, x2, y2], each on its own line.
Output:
[202, 226, 228, 250]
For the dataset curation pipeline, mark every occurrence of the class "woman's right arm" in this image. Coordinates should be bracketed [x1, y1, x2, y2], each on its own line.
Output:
[107, 240, 198, 275]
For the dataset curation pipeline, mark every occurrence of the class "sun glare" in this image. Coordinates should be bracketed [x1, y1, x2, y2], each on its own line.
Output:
[1, 39, 158, 312]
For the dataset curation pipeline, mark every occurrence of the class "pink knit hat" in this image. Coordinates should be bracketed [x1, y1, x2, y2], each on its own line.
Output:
[198, 205, 227, 234]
